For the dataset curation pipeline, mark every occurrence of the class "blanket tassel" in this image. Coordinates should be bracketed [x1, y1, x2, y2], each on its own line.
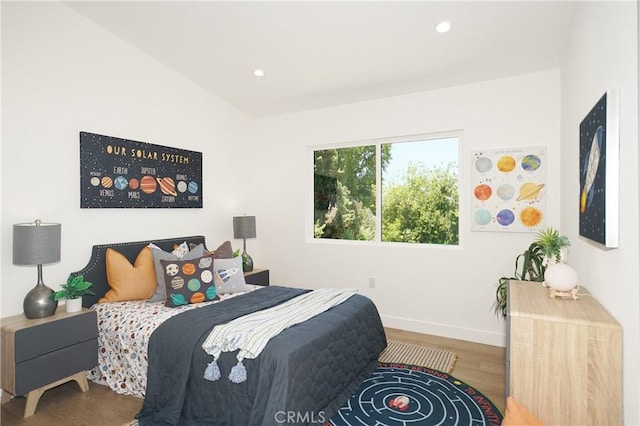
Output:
[203, 360, 221, 381]
[229, 361, 247, 384]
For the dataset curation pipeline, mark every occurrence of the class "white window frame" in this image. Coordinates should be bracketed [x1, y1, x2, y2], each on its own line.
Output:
[308, 130, 462, 247]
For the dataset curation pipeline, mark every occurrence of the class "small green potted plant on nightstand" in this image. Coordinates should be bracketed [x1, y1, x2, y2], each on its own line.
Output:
[52, 274, 94, 313]
[534, 227, 571, 265]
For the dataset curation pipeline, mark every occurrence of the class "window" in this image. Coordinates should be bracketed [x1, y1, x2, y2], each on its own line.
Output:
[313, 133, 459, 245]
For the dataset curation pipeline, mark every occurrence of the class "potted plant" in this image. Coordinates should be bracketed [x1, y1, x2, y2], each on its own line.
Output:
[534, 227, 571, 265]
[493, 227, 572, 318]
[493, 242, 546, 318]
[52, 274, 94, 312]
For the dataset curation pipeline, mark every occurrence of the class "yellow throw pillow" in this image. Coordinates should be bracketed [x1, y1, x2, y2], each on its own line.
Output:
[100, 246, 156, 303]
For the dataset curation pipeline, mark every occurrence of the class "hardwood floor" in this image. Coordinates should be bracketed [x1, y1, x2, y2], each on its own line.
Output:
[0, 328, 506, 425]
[384, 328, 506, 413]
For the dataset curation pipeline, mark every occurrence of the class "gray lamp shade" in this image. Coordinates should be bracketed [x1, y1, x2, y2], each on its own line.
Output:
[13, 221, 61, 265]
[233, 216, 256, 239]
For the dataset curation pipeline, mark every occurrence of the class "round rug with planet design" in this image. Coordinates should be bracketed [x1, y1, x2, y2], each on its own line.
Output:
[326, 363, 503, 426]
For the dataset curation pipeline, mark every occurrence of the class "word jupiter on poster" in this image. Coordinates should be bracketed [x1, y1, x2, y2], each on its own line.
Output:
[80, 132, 203, 208]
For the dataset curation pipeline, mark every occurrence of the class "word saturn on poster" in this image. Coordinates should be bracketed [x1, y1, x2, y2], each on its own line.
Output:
[80, 132, 203, 208]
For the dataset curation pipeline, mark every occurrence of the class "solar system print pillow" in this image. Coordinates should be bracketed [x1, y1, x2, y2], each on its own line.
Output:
[147, 243, 207, 302]
[160, 255, 218, 308]
[213, 256, 250, 295]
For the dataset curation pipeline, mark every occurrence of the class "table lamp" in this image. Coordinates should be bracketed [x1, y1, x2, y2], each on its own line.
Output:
[13, 219, 61, 318]
[233, 215, 256, 272]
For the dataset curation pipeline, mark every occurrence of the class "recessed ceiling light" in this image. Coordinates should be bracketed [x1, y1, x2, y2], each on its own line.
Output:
[435, 21, 451, 33]
[253, 69, 265, 77]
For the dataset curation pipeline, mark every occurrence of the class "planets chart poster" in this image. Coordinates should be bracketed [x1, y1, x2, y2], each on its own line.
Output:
[471, 146, 546, 233]
[80, 132, 202, 208]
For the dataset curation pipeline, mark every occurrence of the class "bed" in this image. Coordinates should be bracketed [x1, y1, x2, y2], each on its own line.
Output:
[72, 235, 387, 425]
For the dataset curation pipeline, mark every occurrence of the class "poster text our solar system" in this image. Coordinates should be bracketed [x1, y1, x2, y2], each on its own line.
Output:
[80, 132, 203, 209]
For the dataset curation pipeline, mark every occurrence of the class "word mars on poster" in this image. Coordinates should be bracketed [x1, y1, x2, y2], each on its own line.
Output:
[80, 132, 203, 208]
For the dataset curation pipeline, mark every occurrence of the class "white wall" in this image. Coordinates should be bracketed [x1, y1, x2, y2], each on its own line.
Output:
[0, 2, 253, 316]
[560, 2, 639, 424]
[249, 69, 562, 347]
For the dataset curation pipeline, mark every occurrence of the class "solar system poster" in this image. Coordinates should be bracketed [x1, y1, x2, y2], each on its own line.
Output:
[579, 90, 619, 248]
[80, 132, 202, 208]
[471, 146, 546, 233]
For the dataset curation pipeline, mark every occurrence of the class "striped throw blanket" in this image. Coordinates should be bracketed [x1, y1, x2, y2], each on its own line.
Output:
[202, 288, 357, 383]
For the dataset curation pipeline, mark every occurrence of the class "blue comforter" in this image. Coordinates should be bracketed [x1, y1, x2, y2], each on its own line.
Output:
[136, 286, 387, 426]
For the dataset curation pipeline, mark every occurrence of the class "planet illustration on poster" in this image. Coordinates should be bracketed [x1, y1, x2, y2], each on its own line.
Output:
[158, 177, 178, 196]
[496, 209, 515, 226]
[129, 178, 140, 190]
[474, 209, 492, 226]
[140, 176, 157, 194]
[475, 157, 492, 173]
[496, 184, 515, 201]
[114, 176, 128, 190]
[516, 182, 545, 201]
[473, 184, 492, 201]
[521, 155, 542, 172]
[520, 207, 543, 228]
[188, 181, 199, 194]
[90, 177, 100, 187]
[101, 176, 113, 188]
[497, 156, 516, 172]
[177, 181, 188, 193]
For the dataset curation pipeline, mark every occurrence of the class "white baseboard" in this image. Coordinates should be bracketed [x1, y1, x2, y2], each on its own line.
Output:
[381, 314, 506, 348]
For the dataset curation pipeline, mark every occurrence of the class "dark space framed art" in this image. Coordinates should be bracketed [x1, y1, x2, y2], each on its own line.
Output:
[579, 90, 619, 248]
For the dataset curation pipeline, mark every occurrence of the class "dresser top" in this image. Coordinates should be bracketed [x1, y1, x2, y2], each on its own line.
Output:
[0, 308, 93, 332]
[508, 280, 620, 328]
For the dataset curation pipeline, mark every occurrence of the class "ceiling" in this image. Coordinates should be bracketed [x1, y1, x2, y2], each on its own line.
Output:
[65, 1, 577, 118]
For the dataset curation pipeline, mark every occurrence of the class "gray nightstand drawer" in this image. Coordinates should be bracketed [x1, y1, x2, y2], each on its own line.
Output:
[14, 338, 98, 396]
[14, 311, 97, 362]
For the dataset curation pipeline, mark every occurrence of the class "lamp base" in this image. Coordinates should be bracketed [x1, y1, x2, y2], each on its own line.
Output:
[548, 286, 579, 300]
[241, 252, 254, 272]
[23, 282, 58, 319]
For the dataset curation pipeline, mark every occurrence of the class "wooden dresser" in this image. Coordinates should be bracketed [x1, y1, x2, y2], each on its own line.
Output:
[507, 280, 622, 425]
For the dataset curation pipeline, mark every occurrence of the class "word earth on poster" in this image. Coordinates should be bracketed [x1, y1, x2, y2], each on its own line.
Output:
[80, 132, 202, 208]
[471, 146, 547, 233]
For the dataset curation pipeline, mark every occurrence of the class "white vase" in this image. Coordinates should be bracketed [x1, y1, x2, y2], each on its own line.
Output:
[65, 297, 83, 313]
[543, 247, 568, 266]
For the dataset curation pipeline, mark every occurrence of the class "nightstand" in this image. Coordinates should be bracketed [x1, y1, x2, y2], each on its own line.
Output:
[1, 308, 98, 417]
[244, 268, 270, 286]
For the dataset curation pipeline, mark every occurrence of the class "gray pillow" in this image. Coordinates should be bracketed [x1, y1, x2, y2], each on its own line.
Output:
[148, 243, 207, 302]
[213, 256, 250, 295]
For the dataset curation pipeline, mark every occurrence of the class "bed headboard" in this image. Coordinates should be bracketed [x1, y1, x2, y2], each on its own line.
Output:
[71, 235, 207, 307]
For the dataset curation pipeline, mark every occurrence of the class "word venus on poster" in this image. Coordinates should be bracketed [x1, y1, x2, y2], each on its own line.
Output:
[471, 146, 546, 233]
[80, 132, 202, 208]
